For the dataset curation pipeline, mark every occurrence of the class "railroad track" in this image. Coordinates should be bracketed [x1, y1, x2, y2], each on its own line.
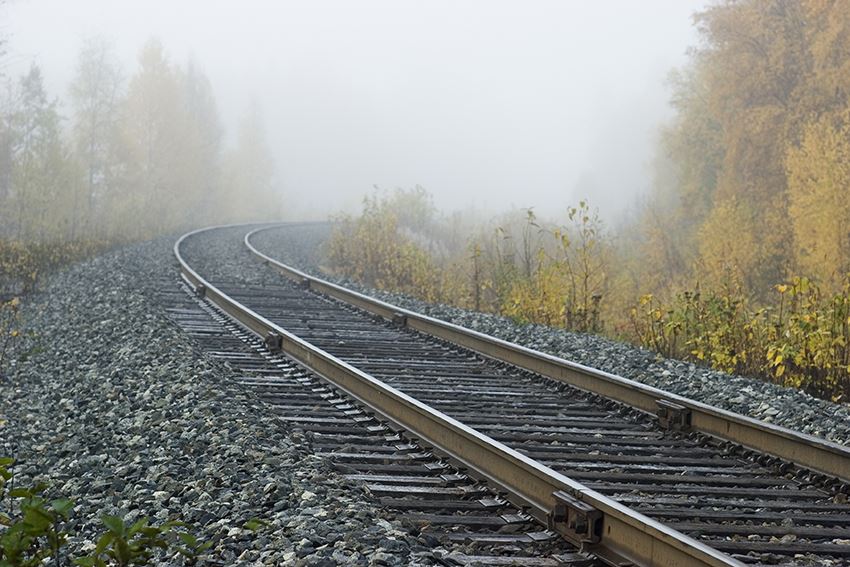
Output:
[172, 224, 850, 566]
[157, 281, 588, 566]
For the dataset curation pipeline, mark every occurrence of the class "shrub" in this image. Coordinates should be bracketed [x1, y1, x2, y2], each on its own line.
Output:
[325, 193, 439, 301]
[628, 276, 850, 401]
[0, 458, 212, 566]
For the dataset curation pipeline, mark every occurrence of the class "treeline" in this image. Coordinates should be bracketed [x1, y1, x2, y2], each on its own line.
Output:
[326, 0, 850, 402]
[622, 0, 850, 400]
[630, 0, 850, 299]
[0, 37, 280, 294]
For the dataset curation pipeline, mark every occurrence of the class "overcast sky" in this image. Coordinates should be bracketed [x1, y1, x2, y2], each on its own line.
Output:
[3, 0, 706, 221]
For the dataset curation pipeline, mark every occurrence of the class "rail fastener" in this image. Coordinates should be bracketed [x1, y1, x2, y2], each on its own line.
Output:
[656, 399, 692, 432]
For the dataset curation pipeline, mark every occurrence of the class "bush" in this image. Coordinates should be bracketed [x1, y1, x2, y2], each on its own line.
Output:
[0, 458, 212, 566]
[628, 276, 850, 401]
[325, 194, 439, 301]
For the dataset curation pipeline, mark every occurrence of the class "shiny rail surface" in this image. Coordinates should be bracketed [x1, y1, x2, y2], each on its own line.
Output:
[175, 225, 745, 567]
[245, 225, 850, 487]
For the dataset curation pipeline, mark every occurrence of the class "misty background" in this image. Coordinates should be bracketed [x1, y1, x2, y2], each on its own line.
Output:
[3, 0, 705, 221]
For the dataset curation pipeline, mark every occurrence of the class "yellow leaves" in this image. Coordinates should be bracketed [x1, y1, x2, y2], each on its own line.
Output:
[629, 275, 850, 399]
[325, 192, 441, 302]
[648, 1, 850, 301]
[787, 115, 850, 292]
[501, 264, 567, 327]
[696, 197, 758, 293]
[691, 348, 706, 361]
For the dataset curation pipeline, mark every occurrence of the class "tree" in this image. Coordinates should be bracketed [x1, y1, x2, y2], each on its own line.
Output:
[632, 0, 850, 303]
[69, 36, 123, 235]
[693, 1, 809, 294]
[221, 104, 278, 221]
[786, 113, 850, 289]
[7, 65, 80, 240]
[0, 82, 14, 230]
[695, 197, 758, 292]
[177, 57, 222, 226]
[0, 0, 7, 77]
[119, 39, 184, 236]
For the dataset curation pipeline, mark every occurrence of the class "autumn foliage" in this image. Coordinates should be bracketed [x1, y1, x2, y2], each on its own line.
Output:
[325, 191, 440, 301]
[621, 0, 850, 401]
[326, 0, 850, 402]
[0, 37, 280, 251]
[326, 191, 610, 333]
[630, 278, 850, 399]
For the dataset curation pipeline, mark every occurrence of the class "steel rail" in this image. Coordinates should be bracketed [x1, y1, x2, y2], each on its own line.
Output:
[245, 224, 850, 486]
[176, 225, 742, 567]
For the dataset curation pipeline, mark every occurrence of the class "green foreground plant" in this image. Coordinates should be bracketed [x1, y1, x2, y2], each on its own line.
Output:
[0, 458, 212, 567]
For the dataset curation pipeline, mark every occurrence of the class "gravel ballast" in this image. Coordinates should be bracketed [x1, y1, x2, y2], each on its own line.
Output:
[0, 236, 436, 566]
[251, 223, 850, 447]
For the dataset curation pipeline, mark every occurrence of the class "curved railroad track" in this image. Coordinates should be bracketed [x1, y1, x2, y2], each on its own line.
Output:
[170, 223, 850, 567]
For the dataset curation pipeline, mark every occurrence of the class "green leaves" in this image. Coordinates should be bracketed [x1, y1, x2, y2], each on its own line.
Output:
[74, 515, 210, 567]
[49, 499, 74, 518]
[629, 275, 850, 401]
[0, 466, 69, 567]
[174, 531, 213, 564]
[0, 458, 215, 567]
[75, 522, 173, 567]
[20, 506, 52, 533]
[100, 515, 126, 537]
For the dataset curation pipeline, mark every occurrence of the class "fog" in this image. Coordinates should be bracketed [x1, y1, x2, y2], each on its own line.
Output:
[4, 0, 705, 221]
